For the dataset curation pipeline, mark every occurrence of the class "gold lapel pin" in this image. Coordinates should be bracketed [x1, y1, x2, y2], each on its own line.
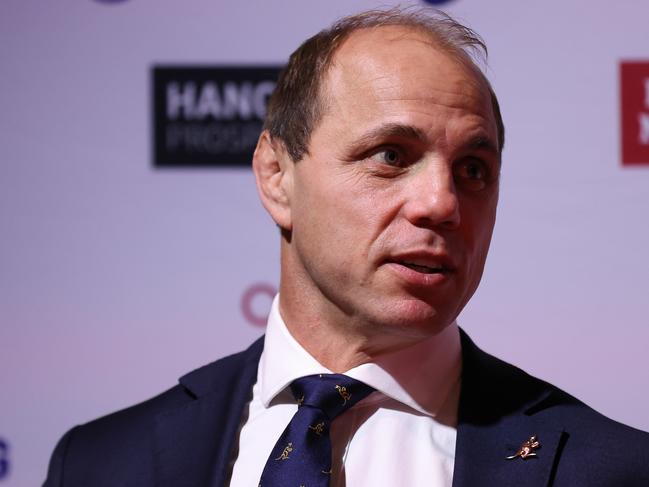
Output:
[506, 435, 540, 460]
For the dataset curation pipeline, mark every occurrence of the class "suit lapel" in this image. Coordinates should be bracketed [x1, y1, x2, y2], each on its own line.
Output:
[153, 338, 264, 487]
[453, 331, 566, 487]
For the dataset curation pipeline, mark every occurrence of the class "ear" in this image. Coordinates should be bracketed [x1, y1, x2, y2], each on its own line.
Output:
[252, 130, 294, 231]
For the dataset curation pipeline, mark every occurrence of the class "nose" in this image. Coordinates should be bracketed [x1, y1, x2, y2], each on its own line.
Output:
[402, 162, 461, 230]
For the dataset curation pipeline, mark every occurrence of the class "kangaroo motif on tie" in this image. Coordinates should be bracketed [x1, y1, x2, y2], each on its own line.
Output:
[335, 385, 351, 405]
[274, 442, 293, 461]
[309, 422, 326, 436]
[259, 374, 374, 487]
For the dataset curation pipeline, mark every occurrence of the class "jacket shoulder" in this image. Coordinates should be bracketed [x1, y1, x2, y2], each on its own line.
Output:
[43, 338, 264, 487]
[458, 330, 649, 485]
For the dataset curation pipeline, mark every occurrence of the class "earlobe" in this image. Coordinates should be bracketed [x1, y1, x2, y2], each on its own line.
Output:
[252, 131, 293, 231]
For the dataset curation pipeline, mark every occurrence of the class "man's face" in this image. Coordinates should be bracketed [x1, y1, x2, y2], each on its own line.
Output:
[284, 26, 500, 343]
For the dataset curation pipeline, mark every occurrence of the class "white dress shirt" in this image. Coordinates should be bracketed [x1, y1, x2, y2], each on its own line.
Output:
[229, 295, 462, 486]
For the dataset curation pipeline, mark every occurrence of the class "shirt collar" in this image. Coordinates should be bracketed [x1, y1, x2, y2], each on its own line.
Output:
[259, 294, 462, 420]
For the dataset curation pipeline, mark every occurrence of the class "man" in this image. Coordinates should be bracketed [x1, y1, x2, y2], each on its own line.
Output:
[44, 8, 649, 487]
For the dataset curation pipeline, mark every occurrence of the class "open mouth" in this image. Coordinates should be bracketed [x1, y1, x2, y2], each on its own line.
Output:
[398, 261, 448, 274]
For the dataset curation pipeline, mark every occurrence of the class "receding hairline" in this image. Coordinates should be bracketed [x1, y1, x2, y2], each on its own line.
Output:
[314, 24, 499, 144]
[263, 7, 505, 160]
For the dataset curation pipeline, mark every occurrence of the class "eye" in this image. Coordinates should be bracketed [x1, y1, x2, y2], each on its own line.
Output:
[453, 158, 492, 191]
[368, 148, 404, 167]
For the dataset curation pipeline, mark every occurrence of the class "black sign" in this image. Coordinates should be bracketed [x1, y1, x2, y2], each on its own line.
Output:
[152, 66, 282, 168]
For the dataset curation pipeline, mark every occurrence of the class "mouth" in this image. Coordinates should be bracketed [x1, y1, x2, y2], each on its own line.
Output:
[386, 250, 456, 275]
[398, 261, 448, 275]
[384, 254, 455, 287]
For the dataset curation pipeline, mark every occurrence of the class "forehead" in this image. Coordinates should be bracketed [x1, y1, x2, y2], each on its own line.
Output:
[318, 25, 495, 140]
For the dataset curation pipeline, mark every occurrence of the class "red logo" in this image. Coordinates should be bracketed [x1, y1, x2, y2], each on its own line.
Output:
[620, 61, 649, 166]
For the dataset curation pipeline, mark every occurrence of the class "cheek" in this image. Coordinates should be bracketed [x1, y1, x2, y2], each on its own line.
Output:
[462, 199, 497, 272]
[457, 186, 496, 237]
[307, 170, 395, 231]
[291, 171, 362, 260]
[292, 162, 409, 272]
[454, 207, 496, 310]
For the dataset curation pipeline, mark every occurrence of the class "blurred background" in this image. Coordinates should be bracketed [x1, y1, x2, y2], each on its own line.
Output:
[1, 0, 648, 485]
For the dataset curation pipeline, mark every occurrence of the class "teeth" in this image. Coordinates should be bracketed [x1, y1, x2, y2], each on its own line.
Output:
[401, 261, 443, 274]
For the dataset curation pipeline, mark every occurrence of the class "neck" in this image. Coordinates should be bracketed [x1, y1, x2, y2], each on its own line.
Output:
[279, 279, 446, 373]
[277, 246, 448, 371]
[277, 292, 372, 372]
[271, 292, 462, 423]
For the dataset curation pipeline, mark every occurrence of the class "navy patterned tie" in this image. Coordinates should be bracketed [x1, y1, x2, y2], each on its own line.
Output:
[259, 374, 375, 487]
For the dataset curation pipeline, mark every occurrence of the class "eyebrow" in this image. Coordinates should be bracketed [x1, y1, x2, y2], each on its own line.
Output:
[466, 135, 500, 156]
[349, 123, 429, 151]
[350, 123, 500, 155]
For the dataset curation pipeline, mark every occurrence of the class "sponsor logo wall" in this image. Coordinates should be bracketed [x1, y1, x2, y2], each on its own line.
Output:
[1, 1, 648, 486]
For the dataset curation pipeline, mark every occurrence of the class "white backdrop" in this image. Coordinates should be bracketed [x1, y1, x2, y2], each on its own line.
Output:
[1, 1, 648, 486]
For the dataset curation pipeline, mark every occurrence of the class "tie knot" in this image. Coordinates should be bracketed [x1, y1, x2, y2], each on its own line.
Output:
[290, 374, 374, 420]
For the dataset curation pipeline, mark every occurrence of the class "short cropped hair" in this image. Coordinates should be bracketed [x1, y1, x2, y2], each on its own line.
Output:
[264, 7, 505, 161]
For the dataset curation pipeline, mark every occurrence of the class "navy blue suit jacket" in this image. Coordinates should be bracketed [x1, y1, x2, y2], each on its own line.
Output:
[43, 331, 649, 486]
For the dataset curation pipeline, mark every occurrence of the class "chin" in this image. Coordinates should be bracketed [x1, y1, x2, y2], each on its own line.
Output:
[374, 299, 454, 338]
